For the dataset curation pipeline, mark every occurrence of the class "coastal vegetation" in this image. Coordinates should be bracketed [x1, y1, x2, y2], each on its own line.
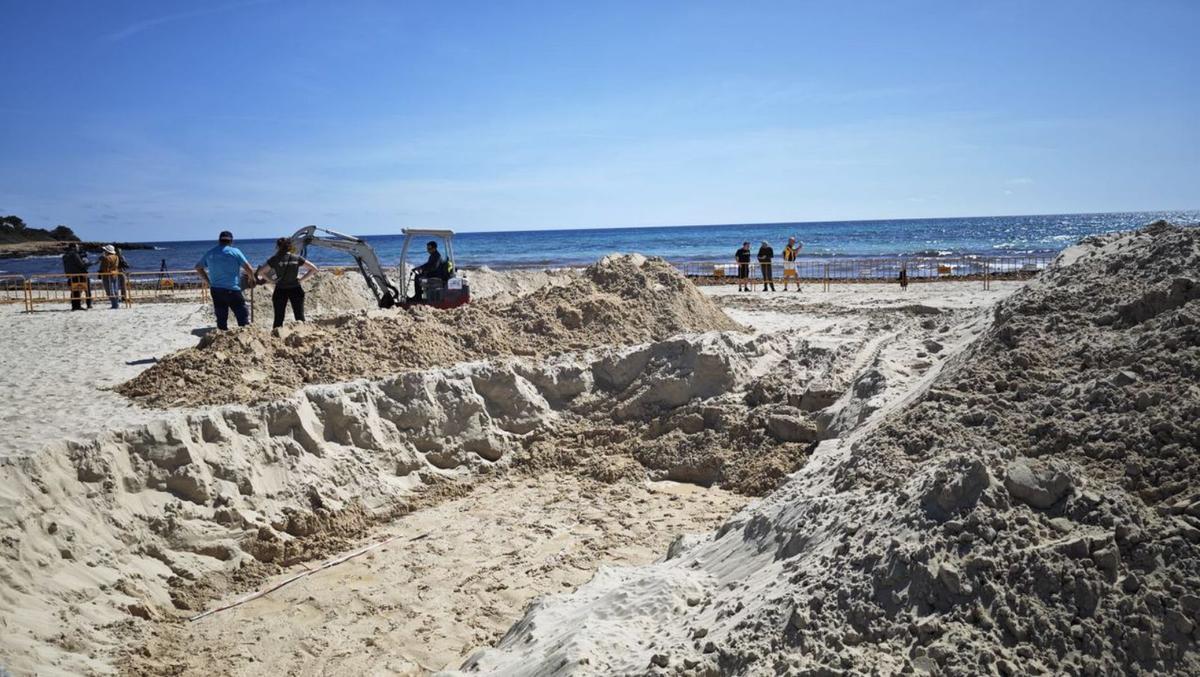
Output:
[0, 214, 150, 259]
[0, 215, 79, 245]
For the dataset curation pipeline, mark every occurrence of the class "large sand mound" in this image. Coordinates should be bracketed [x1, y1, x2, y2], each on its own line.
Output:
[456, 222, 1200, 675]
[118, 255, 741, 408]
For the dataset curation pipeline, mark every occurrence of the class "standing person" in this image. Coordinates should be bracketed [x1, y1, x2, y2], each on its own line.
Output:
[195, 230, 256, 330]
[781, 236, 802, 291]
[757, 240, 775, 291]
[899, 264, 909, 290]
[114, 244, 131, 303]
[98, 245, 122, 309]
[735, 241, 752, 292]
[61, 243, 92, 310]
[257, 237, 319, 328]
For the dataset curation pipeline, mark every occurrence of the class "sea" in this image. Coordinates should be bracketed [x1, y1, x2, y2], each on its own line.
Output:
[1, 211, 1196, 277]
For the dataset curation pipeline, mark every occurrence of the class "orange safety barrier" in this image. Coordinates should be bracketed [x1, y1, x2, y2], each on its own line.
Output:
[678, 255, 1053, 287]
[24, 272, 128, 311]
[121, 269, 210, 306]
[20, 270, 210, 312]
[0, 275, 28, 306]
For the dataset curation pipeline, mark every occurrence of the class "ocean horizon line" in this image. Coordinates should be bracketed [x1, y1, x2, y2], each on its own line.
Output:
[3, 210, 1197, 278]
[66, 208, 1199, 245]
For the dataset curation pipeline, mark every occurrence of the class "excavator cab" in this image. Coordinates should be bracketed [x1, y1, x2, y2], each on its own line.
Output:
[289, 225, 469, 310]
[398, 229, 470, 309]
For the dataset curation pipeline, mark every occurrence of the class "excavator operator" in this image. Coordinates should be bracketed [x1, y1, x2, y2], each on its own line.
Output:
[411, 240, 449, 302]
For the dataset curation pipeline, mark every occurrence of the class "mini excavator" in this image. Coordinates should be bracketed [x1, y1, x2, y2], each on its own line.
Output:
[289, 225, 470, 310]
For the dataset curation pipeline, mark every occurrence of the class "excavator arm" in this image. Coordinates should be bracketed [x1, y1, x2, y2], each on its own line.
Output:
[290, 225, 400, 308]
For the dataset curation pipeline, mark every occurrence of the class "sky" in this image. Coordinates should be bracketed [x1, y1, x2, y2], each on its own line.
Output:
[1, 0, 1197, 241]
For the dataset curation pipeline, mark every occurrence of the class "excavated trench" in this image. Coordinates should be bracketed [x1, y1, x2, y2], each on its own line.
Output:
[0, 257, 999, 675]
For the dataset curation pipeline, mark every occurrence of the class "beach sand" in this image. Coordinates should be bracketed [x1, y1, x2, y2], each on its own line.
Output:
[6, 229, 1192, 677]
[455, 224, 1200, 675]
[115, 279, 1021, 675]
[0, 303, 206, 459]
[0, 262, 1024, 675]
[0, 267, 580, 460]
[132, 474, 746, 675]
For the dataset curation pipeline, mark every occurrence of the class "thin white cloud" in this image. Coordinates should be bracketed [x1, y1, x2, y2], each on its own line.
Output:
[103, 0, 273, 42]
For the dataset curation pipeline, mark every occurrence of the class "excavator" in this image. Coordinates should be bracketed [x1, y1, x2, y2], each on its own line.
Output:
[289, 225, 470, 309]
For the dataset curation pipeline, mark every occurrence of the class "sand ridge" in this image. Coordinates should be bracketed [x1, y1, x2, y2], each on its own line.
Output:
[456, 222, 1200, 675]
[118, 255, 743, 408]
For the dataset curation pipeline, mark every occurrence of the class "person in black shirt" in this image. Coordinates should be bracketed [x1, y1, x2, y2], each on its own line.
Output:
[410, 241, 447, 302]
[735, 241, 752, 292]
[757, 240, 775, 291]
[61, 243, 92, 310]
[257, 237, 319, 328]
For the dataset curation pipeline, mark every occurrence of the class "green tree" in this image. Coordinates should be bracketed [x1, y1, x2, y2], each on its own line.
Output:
[0, 215, 27, 232]
[49, 225, 78, 241]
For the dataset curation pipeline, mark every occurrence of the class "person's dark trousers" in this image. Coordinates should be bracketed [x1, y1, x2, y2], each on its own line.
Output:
[272, 286, 305, 328]
[211, 288, 249, 330]
[761, 263, 775, 290]
[67, 273, 87, 310]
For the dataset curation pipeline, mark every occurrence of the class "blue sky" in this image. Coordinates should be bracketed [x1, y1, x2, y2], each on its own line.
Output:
[1, 0, 1197, 240]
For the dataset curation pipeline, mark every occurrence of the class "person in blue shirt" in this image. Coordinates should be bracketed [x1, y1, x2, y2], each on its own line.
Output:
[194, 230, 257, 330]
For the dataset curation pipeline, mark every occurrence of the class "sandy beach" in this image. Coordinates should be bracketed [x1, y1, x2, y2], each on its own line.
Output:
[1, 226, 1198, 675]
[5, 0, 1198, 673]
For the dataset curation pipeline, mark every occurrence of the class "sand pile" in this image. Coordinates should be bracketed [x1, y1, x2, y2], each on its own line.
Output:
[117, 255, 742, 408]
[1, 324, 838, 674]
[515, 332, 822, 496]
[466, 266, 579, 301]
[248, 269, 377, 326]
[455, 222, 1200, 675]
[248, 266, 577, 327]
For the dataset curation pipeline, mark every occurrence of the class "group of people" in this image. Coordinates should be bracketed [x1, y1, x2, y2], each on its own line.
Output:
[194, 232, 448, 329]
[734, 237, 803, 292]
[61, 243, 130, 310]
[193, 231, 319, 330]
[64, 229, 452, 331]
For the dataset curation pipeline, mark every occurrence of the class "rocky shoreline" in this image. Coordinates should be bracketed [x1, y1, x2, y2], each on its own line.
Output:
[0, 239, 154, 260]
